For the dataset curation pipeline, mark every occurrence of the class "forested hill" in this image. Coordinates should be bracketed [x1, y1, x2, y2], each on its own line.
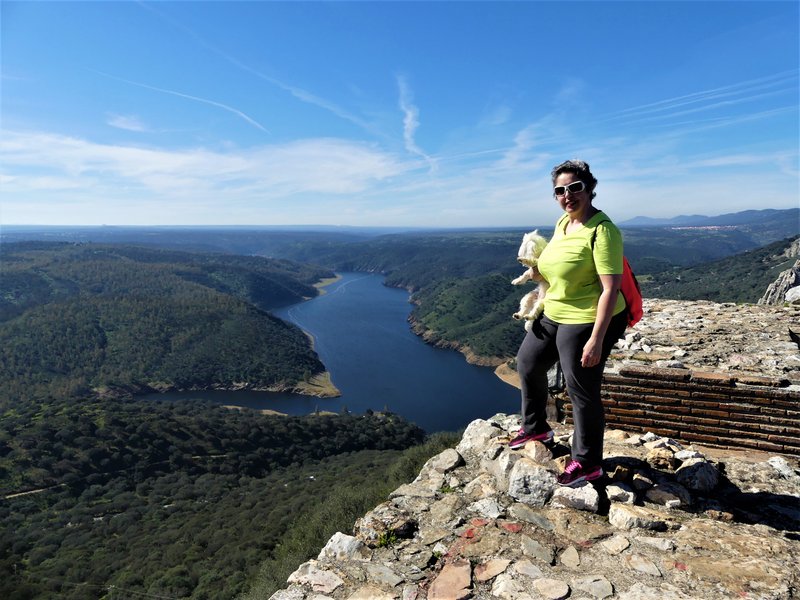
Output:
[0, 242, 335, 406]
[1, 396, 452, 599]
[0, 242, 459, 600]
[640, 236, 799, 302]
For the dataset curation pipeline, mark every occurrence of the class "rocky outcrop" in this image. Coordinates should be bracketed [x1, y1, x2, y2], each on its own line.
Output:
[610, 299, 800, 381]
[271, 415, 800, 599]
[759, 238, 800, 305]
[759, 260, 800, 305]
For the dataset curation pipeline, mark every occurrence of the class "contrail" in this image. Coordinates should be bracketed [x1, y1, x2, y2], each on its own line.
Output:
[605, 71, 797, 121]
[137, 0, 377, 135]
[91, 69, 269, 134]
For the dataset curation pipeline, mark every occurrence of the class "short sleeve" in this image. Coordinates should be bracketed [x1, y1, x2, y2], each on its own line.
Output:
[593, 222, 623, 275]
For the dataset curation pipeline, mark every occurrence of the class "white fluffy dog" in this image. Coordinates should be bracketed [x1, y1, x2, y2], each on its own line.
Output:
[511, 230, 549, 332]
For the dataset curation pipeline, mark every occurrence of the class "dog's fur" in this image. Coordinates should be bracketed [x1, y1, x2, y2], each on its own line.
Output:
[511, 230, 549, 332]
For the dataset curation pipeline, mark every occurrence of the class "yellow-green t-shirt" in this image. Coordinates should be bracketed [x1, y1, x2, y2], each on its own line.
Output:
[537, 211, 627, 324]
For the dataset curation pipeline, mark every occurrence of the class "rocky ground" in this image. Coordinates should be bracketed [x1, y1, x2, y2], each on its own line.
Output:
[608, 299, 800, 384]
[270, 414, 800, 600]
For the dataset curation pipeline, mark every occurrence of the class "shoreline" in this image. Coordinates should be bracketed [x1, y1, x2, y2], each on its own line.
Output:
[313, 274, 342, 295]
[93, 370, 342, 402]
[493, 362, 520, 389]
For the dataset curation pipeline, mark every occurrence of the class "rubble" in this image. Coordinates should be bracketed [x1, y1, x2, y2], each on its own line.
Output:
[609, 299, 800, 382]
[272, 415, 800, 599]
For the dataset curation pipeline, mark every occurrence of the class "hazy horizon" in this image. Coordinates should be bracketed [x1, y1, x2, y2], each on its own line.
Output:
[3, 206, 796, 232]
[2, 1, 798, 228]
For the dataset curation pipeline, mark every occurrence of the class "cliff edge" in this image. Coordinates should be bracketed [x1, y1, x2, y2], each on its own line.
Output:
[270, 414, 799, 600]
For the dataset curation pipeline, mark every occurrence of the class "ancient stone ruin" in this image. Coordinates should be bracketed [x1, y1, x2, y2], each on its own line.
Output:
[270, 414, 800, 600]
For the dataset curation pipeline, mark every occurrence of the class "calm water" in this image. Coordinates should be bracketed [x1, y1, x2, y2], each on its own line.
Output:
[144, 273, 520, 432]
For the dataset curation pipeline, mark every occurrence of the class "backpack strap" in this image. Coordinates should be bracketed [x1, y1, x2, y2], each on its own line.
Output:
[590, 218, 611, 250]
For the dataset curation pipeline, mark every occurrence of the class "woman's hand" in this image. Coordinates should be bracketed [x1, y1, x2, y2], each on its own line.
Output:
[583, 273, 622, 368]
[581, 336, 602, 368]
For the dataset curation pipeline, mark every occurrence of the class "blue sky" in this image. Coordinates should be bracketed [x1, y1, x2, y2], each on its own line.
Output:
[1, 1, 798, 228]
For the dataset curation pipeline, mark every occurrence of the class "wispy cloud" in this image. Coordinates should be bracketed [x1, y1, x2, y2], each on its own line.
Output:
[606, 71, 798, 126]
[0, 130, 407, 198]
[137, 1, 377, 136]
[107, 114, 149, 132]
[397, 75, 436, 171]
[2, 124, 797, 227]
[479, 104, 512, 127]
[92, 70, 269, 134]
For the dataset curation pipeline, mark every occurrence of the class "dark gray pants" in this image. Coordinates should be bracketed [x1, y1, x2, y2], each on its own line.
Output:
[516, 311, 627, 466]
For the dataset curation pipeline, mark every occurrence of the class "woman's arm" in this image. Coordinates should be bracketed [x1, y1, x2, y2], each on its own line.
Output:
[581, 273, 622, 368]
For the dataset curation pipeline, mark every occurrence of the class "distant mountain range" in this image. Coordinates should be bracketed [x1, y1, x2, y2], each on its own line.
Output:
[621, 208, 799, 228]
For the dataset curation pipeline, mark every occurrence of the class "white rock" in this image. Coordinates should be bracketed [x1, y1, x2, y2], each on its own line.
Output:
[484, 448, 522, 490]
[417, 448, 463, 480]
[520, 440, 554, 463]
[507, 459, 557, 507]
[464, 472, 497, 499]
[474, 558, 511, 582]
[513, 559, 544, 579]
[364, 562, 403, 588]
[675, 458, 720, 492]
[390, 479, 440, 499]
[608, 505, 668, 531]
[607, 483, 636, 504]
[550, 483, 600, 512]
[767, 456, 797, 479]
[637, 536, 676, 552]
[532, 577, 571, 600]
[287, 560, 345, 594]
[346, 586, 395, 600]
[572, 574, 614, 599]
[645, 482, 691, 508]
[468, 497, 505, 519]
[456, 419, 504, 462]
[492, 573, 536, 600]
[521, 535, 556, 565]
[560, 545, 580, 568]
[623, 553, 662, 577]
[317, 532, 370, 561]
[600, 535, 631, 555]
[269, 586, 307, 600]
[616, 582, 697, 600]
[674, 450, 704, 461]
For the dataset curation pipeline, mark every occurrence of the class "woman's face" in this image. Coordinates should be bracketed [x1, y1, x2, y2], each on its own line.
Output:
[554, 171, 592, 218]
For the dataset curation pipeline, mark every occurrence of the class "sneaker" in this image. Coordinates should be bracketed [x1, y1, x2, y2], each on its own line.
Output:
[508, 428, 554, 449]
[557, 459, 603, 487]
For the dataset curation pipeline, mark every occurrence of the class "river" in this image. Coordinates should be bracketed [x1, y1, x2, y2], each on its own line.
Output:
[144, 273, 520, 433]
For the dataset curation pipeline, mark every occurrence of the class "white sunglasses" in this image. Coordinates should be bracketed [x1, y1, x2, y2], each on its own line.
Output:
[553, 181, 586, 197]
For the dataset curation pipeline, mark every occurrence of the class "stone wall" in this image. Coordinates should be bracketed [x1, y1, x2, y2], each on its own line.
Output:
[549, 298, 800, 457]
[560, 365, 800, 456]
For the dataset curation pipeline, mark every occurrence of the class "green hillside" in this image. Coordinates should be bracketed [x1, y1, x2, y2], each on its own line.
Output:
[0, 243, 462, 600]
[411, 274, 525, 360]
[641, 236, 799, 303]
[0, 243, 335, 406]
[1, 397, 456, 599]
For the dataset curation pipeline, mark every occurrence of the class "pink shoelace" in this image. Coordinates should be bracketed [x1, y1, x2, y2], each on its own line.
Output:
[563, 460, 582, 474]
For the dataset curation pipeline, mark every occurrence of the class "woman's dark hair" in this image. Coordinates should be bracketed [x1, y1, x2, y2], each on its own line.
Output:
[551, 159, 598, 199]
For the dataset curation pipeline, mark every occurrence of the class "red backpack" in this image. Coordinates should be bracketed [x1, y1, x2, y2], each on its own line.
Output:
[592, 221, 643, 328]
[618, 256, 643, 327]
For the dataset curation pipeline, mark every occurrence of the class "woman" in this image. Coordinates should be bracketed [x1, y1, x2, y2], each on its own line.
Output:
[509, 159, 628, 487]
